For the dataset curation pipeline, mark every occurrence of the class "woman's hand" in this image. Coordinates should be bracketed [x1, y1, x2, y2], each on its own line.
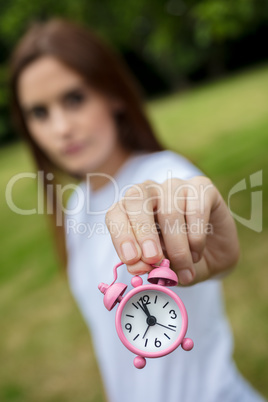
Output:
[105, 177, 240, 286]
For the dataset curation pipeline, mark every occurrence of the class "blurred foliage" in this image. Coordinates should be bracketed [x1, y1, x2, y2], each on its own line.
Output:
[1, 0, 267, 75]
[0, 0, 268, 143]
[0, 65, 14, 144]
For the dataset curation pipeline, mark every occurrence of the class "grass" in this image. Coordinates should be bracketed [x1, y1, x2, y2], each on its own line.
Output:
[1, 62, 268, 401]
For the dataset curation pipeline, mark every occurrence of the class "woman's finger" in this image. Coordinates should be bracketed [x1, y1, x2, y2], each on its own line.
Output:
[105, 180, 165, 275]
[156, 179, 195, 285]
[105, 202, 141, 263]
[184, 176, 215, 263]
[122, 181, 164, 269]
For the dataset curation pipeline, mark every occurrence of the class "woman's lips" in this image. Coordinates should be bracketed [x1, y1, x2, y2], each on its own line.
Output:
[63, 142, 85, 155]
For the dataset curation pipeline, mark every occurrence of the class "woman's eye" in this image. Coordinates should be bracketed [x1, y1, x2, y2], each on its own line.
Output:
[30, 107, 48, 120]
[64, 91, 86, 108]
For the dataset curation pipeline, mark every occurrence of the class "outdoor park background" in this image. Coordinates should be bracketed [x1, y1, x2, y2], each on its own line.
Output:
[0, 1, 267, 401]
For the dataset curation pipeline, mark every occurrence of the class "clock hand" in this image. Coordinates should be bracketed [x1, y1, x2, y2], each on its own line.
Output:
[138, 299, 175, 334]
[137, 301, 149, 316]
[139, 298, 152, 318]
[142, 325, 150, 339]
[137, 300, 151, 318]
[156, 322, 176, 332]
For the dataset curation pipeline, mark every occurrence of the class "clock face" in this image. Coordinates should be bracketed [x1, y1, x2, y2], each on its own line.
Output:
[120, 289, 183, 353]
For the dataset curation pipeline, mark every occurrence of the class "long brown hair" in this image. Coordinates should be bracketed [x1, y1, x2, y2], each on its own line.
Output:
[9, 18, 164, 269]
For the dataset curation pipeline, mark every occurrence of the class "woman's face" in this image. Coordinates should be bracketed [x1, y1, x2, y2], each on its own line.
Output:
[18, 56, 124, 177]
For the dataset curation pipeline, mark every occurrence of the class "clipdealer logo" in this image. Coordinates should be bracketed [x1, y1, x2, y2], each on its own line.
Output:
[228, 170, 263, 233]
[5, 169, 263, 233]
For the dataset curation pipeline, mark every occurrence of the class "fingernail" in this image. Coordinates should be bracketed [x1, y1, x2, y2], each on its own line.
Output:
[121, 241, 137, 261]
[142, 240, 158, 258]
[191, 251, 199, 263]
[178, 269, 193, 285]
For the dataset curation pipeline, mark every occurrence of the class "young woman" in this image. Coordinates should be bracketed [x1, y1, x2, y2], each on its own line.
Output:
[9, 18, 265, 402]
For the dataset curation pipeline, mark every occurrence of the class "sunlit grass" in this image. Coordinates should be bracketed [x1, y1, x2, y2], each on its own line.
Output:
[1, 62, 268, 401]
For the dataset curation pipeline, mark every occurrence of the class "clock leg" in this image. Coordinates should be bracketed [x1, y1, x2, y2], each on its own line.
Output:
[181, 338, 194, 351]
[134, 356, 146, 369]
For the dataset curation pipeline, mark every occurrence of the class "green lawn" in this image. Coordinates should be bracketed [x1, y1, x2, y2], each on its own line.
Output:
[1, 62, 268, 401]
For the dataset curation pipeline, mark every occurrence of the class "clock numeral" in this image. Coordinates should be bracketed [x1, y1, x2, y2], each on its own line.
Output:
[142, 295, 150, 305]
[125, 323, 132, 333]
[155, 338, 162, 348]
[169, 309, 177, 319]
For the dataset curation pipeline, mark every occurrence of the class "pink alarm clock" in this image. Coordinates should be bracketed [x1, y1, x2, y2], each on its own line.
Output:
[98, 259, 193, 369]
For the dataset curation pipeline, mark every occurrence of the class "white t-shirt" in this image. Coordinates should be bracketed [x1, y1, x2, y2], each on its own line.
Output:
[64, 150, 265, 402]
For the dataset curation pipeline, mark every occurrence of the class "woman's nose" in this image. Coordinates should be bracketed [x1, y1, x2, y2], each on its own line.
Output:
[50, 107, 72, 139]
